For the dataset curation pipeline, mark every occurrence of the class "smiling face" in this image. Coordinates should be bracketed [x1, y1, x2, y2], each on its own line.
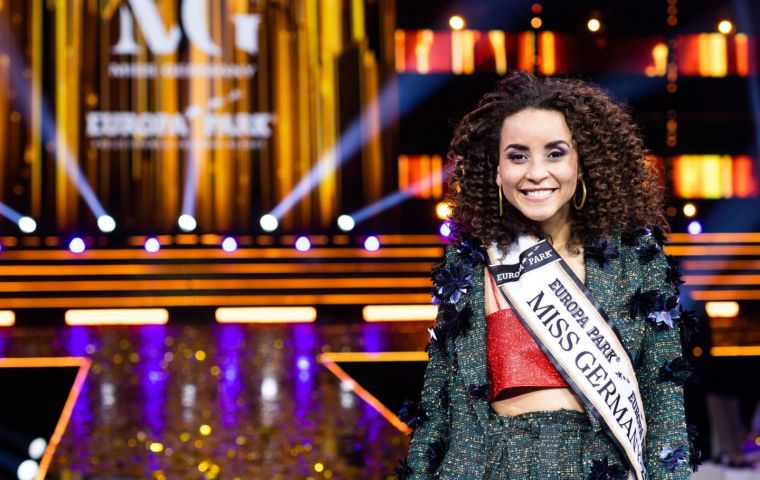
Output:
[496, 108, 580, 233]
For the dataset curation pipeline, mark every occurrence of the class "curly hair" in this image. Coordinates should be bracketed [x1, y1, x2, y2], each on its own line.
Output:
[446, 71, 668, 251]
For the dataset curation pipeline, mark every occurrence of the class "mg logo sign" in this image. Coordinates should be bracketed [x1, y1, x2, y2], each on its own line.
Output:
[113, 0, 260, 56]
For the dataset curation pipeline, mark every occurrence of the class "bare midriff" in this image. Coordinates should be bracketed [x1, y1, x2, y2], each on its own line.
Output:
[484, 254, 586, 416]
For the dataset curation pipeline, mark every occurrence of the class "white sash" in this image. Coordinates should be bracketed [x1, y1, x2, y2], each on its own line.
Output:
[487, 235, 647, 480]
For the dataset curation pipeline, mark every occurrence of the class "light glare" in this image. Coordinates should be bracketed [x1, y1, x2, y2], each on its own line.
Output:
[718, 20, 733, 34]
[364, 236, 380, 251]
[260, 214, 278, 232]
[449, 15, 465, 30]
[178, 214, 197, 232]
[28, 438, 47, 460]
[69, 237, 86, 254]
[295, 236, 311, 252]
[435, 202, 452, 219]
[687, 220, 702, 235]
[17, 460, 38, 480]
[587, 18, 601, 32]
[439, 221, 451, 237]
[18, 216, 37, 233]
[145, 237, 160, 253]
[97, 215, 116, 233]
[683, 203, 697, 217]
[222, 236, 238, 252]
[337, 214, 355, 232]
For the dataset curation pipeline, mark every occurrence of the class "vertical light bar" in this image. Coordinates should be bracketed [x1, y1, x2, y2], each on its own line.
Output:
[451, 30, 463, 75]
[31, 0, 43, 218]
[394, 30, 406, 72]
[462, 30, 476, 75]
[735, 33, 749, 77]
[517, 31, 535, 72]
[539, 31, 555, 75]
[701, 155, 722, 198]
[432, 154, 443, 198]
[734, 155, 759, 197]
[488, 30, 507, 74]
[415, 30, 434, 74]
[719, 154, 733, 198]
[419, 155, 431, 197]
[398, 154, 409, 191]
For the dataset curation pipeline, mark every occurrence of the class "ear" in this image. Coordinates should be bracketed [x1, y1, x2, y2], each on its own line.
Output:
[495, 165, 502, 187]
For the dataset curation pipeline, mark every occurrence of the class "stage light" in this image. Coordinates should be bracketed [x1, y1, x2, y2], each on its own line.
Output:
[363, 305, 438, 322]
[364, 236, 380, 251]
[65, 309, 169, 326]
[531, 17, 542, 29]
[297, 356, 311, 370]
[18, 216, 37, 233]
[439, 221, 452, 237]
[687, 220, 702, 235]
[705, 301, 739, 318]
[260, 214, 278, 232]
[683, 203, 697, 217]
[0, 311, 15, 326]
[435, 201, 452, 219]
[718, 20, 733, 34]
[221, 236, 238, 252]
[97, 215, 116, 233]
[449, 15, 465, 30]
[295, 236, 311, 252]
[587, 18, 601, 32]
[215, 307, 317, 323]
[28, 438, 47, 460]
[178, 214, 197, 232]
[337, 214, 355, 232]
[261, 377, 278, 400]
[69, 237, 86, 254]
[531, 3, 542, 14]
[17, 460, 38, 480]
[145, 237, 160, 253]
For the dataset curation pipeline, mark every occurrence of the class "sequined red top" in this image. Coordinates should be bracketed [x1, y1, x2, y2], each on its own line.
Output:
[486, 272, 568, 401]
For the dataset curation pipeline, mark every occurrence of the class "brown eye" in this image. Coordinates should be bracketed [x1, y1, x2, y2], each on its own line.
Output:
[548, 149, 566, 159]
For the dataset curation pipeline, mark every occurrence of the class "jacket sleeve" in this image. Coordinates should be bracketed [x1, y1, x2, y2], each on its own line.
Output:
[637, 241, 692, 480]
[404, 250, 454, 479]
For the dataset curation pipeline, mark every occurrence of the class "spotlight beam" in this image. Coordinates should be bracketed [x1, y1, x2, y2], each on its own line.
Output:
[268, 74, 450, 220]
[0, 15, 109, 224]
[349, 172, 445, 225]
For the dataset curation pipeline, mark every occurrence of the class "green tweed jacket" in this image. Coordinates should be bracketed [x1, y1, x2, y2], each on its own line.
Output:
[404, 234, 692, 480]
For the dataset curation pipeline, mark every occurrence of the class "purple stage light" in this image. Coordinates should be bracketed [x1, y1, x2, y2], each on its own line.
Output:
[69, 237, 86, 254]
[145, 237, 160, 253]
[222, 236, 238, 252]
[364, 236, 380, 251]
[687, 220, 702, 236]
[439, 221, 451, 237]
[295, 236, 311, 252]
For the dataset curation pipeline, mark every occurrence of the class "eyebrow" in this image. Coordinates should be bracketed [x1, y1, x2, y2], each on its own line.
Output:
[504, 140, 570, 152]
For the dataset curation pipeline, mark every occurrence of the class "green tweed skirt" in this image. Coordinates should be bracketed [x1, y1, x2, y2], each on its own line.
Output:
[483, 409, 592, 480]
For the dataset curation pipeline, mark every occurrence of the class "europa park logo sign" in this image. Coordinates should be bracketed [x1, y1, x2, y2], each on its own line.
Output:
[112, 0, 261, 56]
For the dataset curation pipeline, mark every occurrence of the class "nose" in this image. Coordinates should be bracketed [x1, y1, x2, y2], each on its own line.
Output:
[525, 158, 549, 183]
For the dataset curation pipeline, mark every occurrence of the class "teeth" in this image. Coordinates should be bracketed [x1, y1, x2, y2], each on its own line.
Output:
[524, 189, 554, 198]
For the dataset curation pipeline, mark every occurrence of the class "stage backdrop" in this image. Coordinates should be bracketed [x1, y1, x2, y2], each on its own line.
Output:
[0, 0, 397, 234]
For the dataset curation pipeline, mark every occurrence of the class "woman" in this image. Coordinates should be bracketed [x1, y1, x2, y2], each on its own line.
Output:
[396, 72, 695, 480]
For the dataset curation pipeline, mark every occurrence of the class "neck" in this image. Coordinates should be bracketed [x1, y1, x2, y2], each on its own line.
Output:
[539, 206, 572, 250]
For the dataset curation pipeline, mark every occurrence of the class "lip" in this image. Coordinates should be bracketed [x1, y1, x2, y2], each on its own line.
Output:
[519, 188, 558, 201]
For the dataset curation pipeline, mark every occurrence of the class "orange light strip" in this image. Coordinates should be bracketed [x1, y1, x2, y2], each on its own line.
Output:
[319, 351, 428, 434]
[320, 352, 428, 362]
[681, 259, 760, 271]
[669, 233, 760, 244]
[0, 310, 15, 326]
[2, 293, 432, 309]
[215, 307, 317, 323]
[64, 309, 169, 326]
[682, 274, 760, 285]
[0, 261, 434, 276]
[690, 290, 760, 301]
[705, 301, 739, 318]
[0, 246, 444, 261]
[710, 346, 760, 356]
[0, 277, 431, 293]
[0, 357, 90, 480]
[664, 245, 760, 256]
[363, 304, 437, 322]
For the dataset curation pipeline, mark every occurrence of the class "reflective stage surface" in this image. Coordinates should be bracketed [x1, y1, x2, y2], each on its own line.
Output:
[0, 323, 428, 479]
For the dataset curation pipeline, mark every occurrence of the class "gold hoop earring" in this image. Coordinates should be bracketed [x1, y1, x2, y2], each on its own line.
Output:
[498, 188, 503, 216]
[574, 176, 587, 210]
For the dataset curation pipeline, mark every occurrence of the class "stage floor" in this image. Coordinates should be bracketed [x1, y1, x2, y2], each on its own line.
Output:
[0, 322, 430, 479]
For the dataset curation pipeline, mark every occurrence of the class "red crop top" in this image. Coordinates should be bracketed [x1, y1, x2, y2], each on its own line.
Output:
[486, 272, 568, 401]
